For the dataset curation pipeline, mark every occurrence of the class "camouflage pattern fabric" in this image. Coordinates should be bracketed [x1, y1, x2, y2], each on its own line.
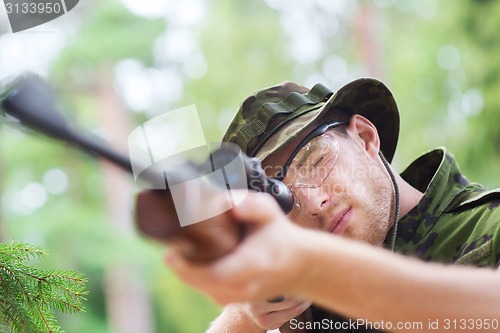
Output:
[393, 147, 500, 267]
[222, 78, 399, 167]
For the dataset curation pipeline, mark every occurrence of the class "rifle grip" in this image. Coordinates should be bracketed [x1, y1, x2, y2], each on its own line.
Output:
[135, 189, 243, 262]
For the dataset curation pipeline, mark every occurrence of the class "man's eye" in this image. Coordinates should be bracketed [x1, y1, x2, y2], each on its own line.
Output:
[312, 156, 324, 168]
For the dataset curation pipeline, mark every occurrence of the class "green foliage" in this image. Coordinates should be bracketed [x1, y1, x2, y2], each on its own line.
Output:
[0, 242, 87, 333]
[53, 1, 165, 80]
[149, 269, 220, 332]
[184, 1, 292, 141]
[368, 1, 499, 187]
[456, 0, 500, 187]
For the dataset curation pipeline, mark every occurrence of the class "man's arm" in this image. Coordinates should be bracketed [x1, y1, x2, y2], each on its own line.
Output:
[167, 192, 500, 332]
[296, 230, 500, 332]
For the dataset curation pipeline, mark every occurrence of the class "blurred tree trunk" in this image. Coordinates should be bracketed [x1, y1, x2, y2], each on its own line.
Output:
[96, 64, 154, 333]
[354, 2, 382, 78]
[0, 127, 4, 243]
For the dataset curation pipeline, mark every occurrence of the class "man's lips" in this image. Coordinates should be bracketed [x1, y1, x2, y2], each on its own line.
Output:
[328, 207, 351, 235]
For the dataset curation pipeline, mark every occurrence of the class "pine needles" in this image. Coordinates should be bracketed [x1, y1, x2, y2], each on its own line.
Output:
[0, 242, 87, 333]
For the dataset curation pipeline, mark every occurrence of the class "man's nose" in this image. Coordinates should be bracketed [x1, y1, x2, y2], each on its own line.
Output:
[300, 186, 331, 215]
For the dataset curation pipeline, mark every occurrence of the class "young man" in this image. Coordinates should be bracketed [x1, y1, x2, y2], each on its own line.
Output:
[145, 79, 500, 332]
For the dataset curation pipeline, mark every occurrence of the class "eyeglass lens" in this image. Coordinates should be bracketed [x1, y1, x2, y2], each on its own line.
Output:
[284, 133, 340, 217]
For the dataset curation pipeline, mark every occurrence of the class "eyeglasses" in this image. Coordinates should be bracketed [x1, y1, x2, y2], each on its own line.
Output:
[277, 121, 347, 218]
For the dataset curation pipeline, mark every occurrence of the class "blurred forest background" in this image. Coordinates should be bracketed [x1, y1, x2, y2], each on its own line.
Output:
[0, 0, 499, 332]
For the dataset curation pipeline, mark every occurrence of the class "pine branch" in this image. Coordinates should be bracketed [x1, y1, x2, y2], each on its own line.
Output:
[0, 241, 88, 333]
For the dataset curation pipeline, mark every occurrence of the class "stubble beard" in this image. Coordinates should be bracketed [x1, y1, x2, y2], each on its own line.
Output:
[343, 163, 396, 247]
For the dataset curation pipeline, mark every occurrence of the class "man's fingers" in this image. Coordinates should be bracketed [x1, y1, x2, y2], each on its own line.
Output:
[162, 191, 298, 304]
[165, 249, 254, 304]
[231, 192, 283, 226]
[250, 297, 310, 314]
[253, 300, 312, 330]
[164, 250, 213, 285]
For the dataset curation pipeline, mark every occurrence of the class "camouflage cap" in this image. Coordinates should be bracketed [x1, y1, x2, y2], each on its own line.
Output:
[222, 78, 399, 175]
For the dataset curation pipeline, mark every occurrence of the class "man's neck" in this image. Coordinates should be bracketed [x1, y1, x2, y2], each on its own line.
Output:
[395, 172, 424, 218]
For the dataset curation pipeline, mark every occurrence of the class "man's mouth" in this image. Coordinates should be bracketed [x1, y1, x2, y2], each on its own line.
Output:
[328, 207, 352, 235]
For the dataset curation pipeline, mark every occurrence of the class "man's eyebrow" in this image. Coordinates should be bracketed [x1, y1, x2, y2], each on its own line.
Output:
[295, 142, 318, 167]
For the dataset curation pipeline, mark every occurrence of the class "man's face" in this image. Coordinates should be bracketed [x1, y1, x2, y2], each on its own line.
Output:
[280, 128, 394, 246]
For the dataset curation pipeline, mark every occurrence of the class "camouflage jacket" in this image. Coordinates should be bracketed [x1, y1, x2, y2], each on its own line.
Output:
[310, 147, 500, 333]
[394, 147, 500, 267]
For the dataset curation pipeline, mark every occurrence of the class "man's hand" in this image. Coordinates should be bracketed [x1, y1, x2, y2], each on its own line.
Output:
[164, 191, 310, 305]
[246, 297, 312, 330]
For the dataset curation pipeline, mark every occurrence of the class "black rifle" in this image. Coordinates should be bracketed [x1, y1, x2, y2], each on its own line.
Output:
[0, 74, 293, 262]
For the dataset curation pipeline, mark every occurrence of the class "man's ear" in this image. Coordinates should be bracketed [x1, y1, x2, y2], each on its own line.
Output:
[346, 114, 380, 158]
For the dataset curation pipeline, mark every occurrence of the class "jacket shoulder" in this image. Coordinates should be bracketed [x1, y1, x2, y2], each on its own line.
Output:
[444, 187, 500, 213]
